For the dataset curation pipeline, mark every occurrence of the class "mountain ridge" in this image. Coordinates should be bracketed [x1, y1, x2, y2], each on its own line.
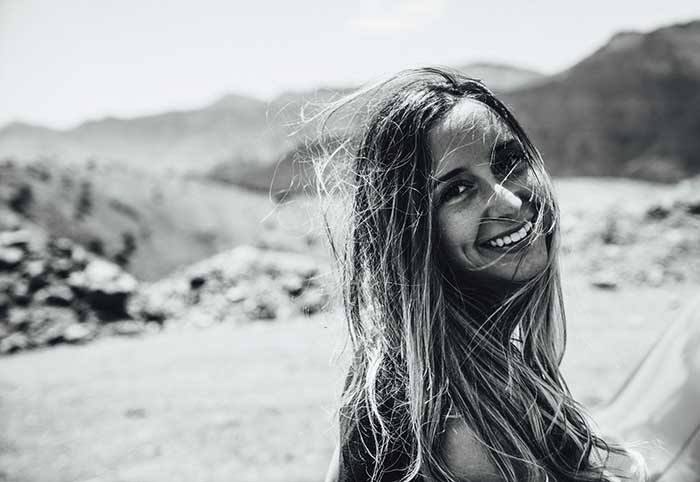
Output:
[1, 20, 699, 181]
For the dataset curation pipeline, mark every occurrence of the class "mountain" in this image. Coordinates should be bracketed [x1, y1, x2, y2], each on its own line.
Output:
[0, 94, 288, 172]
[505, 20, 700, 180]
[0, 64, 542, 175]
[2, 19, 699, 183]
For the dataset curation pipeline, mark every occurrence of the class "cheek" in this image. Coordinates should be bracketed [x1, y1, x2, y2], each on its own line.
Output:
[437, 210, 482, 258]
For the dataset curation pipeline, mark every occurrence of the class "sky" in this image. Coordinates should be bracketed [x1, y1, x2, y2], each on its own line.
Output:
[1, 0, 698, 129]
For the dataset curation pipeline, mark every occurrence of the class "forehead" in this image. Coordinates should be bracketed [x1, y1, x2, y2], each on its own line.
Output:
[429, 98, 513, 175]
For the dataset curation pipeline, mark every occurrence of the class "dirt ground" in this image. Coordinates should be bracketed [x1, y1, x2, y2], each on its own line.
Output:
[1, 281, 696, 482]
[1, 178, 698, 482]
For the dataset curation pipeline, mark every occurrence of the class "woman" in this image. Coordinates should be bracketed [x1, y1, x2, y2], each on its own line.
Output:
[317, 68, 641, 482]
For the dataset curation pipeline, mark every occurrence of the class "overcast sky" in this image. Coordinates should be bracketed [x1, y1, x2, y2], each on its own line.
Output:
[1, 0, 698, 129]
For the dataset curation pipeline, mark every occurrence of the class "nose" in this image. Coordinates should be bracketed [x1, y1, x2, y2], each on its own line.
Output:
[485, 182, 522, 218]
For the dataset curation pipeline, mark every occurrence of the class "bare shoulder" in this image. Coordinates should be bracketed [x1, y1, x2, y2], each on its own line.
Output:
[440, 415, 506, 482]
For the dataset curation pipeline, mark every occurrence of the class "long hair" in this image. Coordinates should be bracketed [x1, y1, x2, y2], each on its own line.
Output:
[315, 67, 625, 482]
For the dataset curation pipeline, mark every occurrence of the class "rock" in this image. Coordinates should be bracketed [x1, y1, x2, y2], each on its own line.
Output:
[243, 291, 278, 320]
[646, 204, 670, 220]
[10, 282, 31, 305]
[23, 259, 46, 278]
[189, 275, 206, 290]
[0, 230, 33, 250]
[280, 274, 305, 297]
[0, 333, 28, 354]
[104, 320, 145, 337]
[590, 273, 619, 290]
[0, 247, 24, 269]
[68, 259, 137, 318]
[23, 260, 48, 291]
[62, 322, 96, 344]
[50, 237, 74, 257]
[298, 287, 328, 315]
[7, 309, 30, 330]
[71, 245, 88, 266]
[225, 285, 248, 303]
[0, 211, 21, 231]
[0, 292, 10, 316]
[26, 307, 80, 346]
[50, 258, 75, 278]
[34, 284, 74, 306]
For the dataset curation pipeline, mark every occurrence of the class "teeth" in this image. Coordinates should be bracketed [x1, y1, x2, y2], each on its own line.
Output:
[485, 220, 534, 249]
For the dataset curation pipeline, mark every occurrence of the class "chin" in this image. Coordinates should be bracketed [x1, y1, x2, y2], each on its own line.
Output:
[471, 242, 549, 287]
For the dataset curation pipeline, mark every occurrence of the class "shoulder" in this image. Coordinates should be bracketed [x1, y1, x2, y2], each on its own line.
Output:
[440, 415, 505, 482]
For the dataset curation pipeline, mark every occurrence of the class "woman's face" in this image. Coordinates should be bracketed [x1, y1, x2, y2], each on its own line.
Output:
[430, 98, 548, 288]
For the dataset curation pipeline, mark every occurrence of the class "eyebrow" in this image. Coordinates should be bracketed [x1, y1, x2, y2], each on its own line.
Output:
[493, 138, 524, 157]
[432, 137, 523, 186]
[434, 167, 468, 185]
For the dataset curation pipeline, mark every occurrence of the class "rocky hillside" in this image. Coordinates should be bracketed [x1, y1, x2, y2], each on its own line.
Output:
[0, 210, 141, 354]
[3, 175, 699, 356]
[0, 158, 289, 280]
[0, 205, 330, 355]
[506, 20, 700, 180]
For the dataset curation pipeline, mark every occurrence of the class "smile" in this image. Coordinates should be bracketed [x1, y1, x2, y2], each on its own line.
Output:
[480, 221, 533, 249]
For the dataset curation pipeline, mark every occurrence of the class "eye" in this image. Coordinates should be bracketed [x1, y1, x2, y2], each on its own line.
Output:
[492, 151, 529, 180]
[440, 180, 476, 204]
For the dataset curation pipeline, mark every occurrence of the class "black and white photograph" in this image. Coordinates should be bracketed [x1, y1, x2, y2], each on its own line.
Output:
[1, 1, 699, 481]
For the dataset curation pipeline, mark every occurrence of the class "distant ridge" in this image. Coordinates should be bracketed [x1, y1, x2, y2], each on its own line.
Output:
[505, 19, 700, 180]
[1, 20, 699, 183]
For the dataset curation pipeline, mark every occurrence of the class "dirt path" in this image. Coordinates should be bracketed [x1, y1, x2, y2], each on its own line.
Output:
[0, 315, 346, 482]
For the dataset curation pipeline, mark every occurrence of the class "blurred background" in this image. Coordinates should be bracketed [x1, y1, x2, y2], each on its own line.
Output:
[1, 1, 699, 481]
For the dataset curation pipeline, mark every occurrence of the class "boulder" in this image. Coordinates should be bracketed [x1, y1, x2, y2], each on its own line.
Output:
[0, 333, 28, 354]
[0, 230, 33, 250]
[243, 288, 279, 321]
[62, 322, 96, 344]
[34, 284, 74, 306]
[10, 281, 31, 305]
[299, 287, 328, 315]
[0, 211, 21, 231]
[68, 259, 138, 318]
[50, 237, 74, 257]
[103, 320, 146, 337]
[50, 258, 75, 278]
[0, 247, 24, 269]
[25, 306, 80, 346]
[590, 272, 620, 290]
[279, 274, 305, 297]
[7, 309, 30, 330]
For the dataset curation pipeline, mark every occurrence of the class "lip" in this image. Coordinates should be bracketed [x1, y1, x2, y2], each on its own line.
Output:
[478, 229, 534, 254]
[477, 209, 537, 245]
[478, 221, 529, 246]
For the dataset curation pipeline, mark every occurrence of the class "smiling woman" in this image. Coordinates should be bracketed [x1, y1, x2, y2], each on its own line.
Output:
[316, 67, 645, 482]
[430, 99, 549, 288]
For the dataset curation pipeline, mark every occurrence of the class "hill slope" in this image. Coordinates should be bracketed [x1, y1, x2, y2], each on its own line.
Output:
[505, 20, 700, 180]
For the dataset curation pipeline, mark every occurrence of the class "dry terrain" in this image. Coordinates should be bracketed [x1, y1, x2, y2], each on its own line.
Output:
[0, 177, 698, 482]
